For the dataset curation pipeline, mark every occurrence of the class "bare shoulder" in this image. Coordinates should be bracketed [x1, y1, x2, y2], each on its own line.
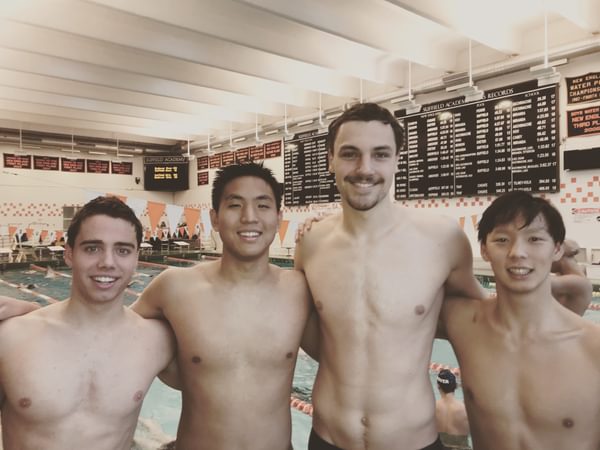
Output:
[302, 212, 341, 245]
[142, 261, 215, 300]
[402, 207, 458, 229]
[0, 302, 62, 348]
[275, 265, 310, 293]
[398, 207, 462, 241]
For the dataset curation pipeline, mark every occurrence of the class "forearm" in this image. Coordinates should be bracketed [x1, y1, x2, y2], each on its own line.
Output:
[130, 297, 164, 319]
[0, 296, 40, 320]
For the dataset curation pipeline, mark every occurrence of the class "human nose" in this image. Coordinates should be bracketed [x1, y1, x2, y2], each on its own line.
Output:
[97, 249, 116, 268]
[508, 239, 527, 259]
[355, 154, 373, 175]
[240, 205, 258, 223]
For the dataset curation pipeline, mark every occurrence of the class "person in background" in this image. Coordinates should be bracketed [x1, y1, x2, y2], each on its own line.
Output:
[0, 196, 174, 450]
[550, 238, 592, 315]
[132, 163, 313, 450]
[440, 191, 600, 450]
[435, 369, 470, 450]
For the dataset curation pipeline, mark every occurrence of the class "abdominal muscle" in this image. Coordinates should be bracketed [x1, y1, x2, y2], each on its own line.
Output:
[311, 323, 439, 450]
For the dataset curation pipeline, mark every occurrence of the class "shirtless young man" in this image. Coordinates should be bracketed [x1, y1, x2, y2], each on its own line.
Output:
[550, 238, 592, 315]
[440, 191, 600, 450]
[132, 163, 312, 450]
[0, 197, 174, 450]
[434, 370, 470, 450]
[294, 102, 486, 450]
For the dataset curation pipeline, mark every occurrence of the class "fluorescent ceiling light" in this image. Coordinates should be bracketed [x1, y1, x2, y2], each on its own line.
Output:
[531, 66, 561, 86]
[212, 143, 223, 149]
[233, 137, 246, 143]
[390, 95, 413, 104]
[451, 84, 484, 102]
[297, 119, 314, 127]
[42, 139, 69, 145]
[265, 129, 279, 136]
[61, 148, 81, 153]
[391, 95, 422, 114]
[88, 151, 107, 155]
[530, 58, 568, 72]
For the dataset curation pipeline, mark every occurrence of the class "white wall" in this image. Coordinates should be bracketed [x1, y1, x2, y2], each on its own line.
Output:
[2, 52, 599, 260]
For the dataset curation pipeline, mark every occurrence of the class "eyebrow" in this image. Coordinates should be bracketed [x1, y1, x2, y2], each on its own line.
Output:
[79, 239, 136, 248]
[224, 194, 274, 202]
[493, 225, 548, 233]
[338, 144, 394, 152]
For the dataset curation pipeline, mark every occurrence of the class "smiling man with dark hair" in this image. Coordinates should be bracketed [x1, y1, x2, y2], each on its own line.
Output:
[440, 191, 600, 450]
[132, 163, 313, 450]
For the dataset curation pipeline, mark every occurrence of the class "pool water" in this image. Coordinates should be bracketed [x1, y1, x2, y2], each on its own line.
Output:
[2, 264, 600, 450]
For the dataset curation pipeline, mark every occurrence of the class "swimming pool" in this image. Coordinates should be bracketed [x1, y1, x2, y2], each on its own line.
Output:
[2, 263, 600, 450]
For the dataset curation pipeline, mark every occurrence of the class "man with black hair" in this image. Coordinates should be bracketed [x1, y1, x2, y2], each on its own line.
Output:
[440, 191, 600, 450]
[0, 196, 174, 450]
[435, 370, 470, 450]
[132, 163, 313, 450]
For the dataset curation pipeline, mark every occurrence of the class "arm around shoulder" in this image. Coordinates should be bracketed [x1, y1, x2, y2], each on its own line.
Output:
[0, 296, 40, 320]
[444, 222, 487, 300]
[551, 274, 592, 316]
[438, 295, 481, 341]
[130, 269, 175, 319]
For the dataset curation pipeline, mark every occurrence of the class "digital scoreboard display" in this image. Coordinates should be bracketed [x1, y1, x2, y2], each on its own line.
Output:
[143, 155, 189, 191]
[394, 80, 559, 199]
[283, 130, 339, 206]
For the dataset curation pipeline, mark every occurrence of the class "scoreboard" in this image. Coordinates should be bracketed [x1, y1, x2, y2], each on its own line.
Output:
[395, 80, 559, 199]
[143, 155, 189, 191]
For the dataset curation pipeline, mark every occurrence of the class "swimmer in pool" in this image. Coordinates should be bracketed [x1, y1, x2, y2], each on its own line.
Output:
[0, 196, 175, 450]
[435, 369, 470, 450]
[44, 266, 57, 279]
[132, 163, 313, 450]
[439, 191, 600, 450]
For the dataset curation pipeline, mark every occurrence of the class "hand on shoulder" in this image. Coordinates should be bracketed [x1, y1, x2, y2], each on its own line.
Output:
[295, 212, 335, 242]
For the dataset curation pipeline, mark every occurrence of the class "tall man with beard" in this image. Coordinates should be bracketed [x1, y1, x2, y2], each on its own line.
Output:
[295, 103, 487, 450]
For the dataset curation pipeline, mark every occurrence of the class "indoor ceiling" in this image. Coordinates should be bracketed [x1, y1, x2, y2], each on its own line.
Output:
[0, 0, 598, 153]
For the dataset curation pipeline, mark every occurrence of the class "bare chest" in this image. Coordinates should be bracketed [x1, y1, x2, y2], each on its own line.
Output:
[168, 286, 309, 371]
[305, 237, 449, 327]
[2, 346, 152, 422]
[2, 354, 153, 422]
[460, 339, 600, 432]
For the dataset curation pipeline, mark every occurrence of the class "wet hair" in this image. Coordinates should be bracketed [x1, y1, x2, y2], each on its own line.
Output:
[211, 162, 282, 212]
[437, 369, 457, 394]
[477, 191, 565, 244]
[67, 196, 143, 248]
[326, 102, 405, 155]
